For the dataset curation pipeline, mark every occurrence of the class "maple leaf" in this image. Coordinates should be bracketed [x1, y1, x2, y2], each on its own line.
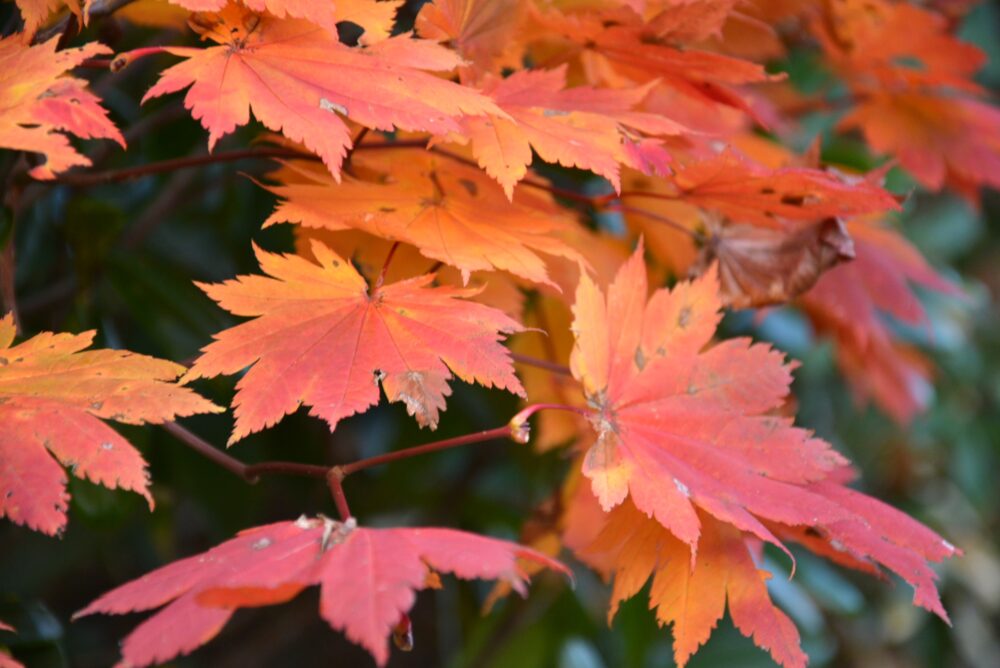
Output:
[666, 151, 899, 226]
[816, 1, 986, 94]
[640, 0, 741, 44]
[165, 0, 402, 41]
[569, 245, 849, 555]
[461, 66, 686, 197]
[263, 148, 585, 286]
[690, 216, 857, 309]
[773, 473, 959, 621]
[564, 468, 957, 667]
[293, 226, 531, 317]
[76, 515, 570, 666]
[415, 0, 525, 77]
[813, 1, 1000, 196]
[839, 93, 1000, 196]
[800, 217, 961, 423]
[0, 314, 220, 536]
[0, 34, 124, 179]
[584, 500, 806, 668]
[143, 2, 501, 179]
[525, 6, 773, 129]
[186, 241, 526, 443]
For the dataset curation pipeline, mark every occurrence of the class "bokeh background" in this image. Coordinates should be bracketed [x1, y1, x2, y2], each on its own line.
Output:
[1, 1, 999, 666]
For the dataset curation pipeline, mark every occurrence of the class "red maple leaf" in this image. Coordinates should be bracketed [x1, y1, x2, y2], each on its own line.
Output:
[569, 245, 848, 554]
[185, 242, 526, 443]
[800, 217, 962, 423]
[76, 515, 569, 666]
[143, 2, 500, 179]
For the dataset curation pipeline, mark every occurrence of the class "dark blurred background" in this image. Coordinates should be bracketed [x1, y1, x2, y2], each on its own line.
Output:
[1, 1, 999, 666]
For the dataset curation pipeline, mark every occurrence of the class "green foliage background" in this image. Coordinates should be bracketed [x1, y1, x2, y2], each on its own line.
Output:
[1, 2, 999, 666]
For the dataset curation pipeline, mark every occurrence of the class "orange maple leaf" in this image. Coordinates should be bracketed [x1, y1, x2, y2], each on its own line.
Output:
[165, 0, 401, 41]
[569, 245, 848, 554]
[461, 66, 686, 197]
[816, 0, 986, 94]
[0, 314, 220, 536]
[666, 150, 900, 226]
[263, 149, 585, 286]
[186, 242, 526, 443]
[815, 1, 1000, 195]
[77, 515, 569, 666]
[143, 2, 500, 179]
[0, 34, 124, 179]
[526, 6, 773, 129]
[584, 500, 806, 668]
[839, 93, 1000, 196]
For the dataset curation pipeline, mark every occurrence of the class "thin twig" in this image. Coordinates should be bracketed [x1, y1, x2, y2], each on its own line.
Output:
[243, 461, 329, 479]
[610, 203, 705, 242]
[162, 403, 588, 519]
[0, 234, 19, 333]
[510, 352, 572, 376]
[54, 148, 315, 186]
[162, 422, 252, 481]
[339, 426, 515, 476]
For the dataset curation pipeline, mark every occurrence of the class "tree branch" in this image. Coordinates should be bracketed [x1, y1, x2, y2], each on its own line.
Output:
[54, 149, 316, 186]
[161, 402, 587, 489]
[162, 422, 253, 481]
[339, 425, 516, 476]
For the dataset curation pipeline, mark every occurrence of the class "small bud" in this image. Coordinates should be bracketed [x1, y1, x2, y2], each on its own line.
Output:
[392, 613, 413, 652]
[110, 54, 131, 73]
[509, 416, 530, 445]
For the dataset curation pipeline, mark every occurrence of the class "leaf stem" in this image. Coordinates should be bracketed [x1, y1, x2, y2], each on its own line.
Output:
[339, 425, 515, 476]
[373, 241, 400, 293]
[107, 46, 173, 72]
[510, 402, 589, 425]
[609, 203, 705, 242]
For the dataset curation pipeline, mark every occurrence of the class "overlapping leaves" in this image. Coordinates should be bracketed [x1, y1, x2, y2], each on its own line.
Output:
[564, 249, 957, 666]
[0, 33, 123, 179]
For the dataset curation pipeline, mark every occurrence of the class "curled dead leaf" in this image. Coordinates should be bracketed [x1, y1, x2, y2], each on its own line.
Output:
[692, 217, 855, 308]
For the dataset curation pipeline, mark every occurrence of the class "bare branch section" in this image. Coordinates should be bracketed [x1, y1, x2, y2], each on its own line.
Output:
[162, 403, 585, 510]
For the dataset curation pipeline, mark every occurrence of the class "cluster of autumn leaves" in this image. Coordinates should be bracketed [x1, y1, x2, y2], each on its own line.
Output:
[1, 0, 994, 666]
